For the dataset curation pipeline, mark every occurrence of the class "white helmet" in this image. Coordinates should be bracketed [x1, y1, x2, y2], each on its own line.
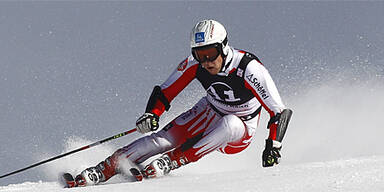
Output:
[190, 20, 229, 57]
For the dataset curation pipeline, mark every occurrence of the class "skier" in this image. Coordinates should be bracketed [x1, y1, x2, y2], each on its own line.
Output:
[62, 19, 293, 188]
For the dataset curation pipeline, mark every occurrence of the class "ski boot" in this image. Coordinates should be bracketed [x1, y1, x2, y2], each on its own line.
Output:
[61, 166, 105, 188]
[130, 150, 189, 181]
[129, 154, 172, 181]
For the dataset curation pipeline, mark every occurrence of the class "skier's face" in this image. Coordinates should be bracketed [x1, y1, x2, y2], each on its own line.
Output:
[193, 46, 223, 75]
[201, 54, 223, 75]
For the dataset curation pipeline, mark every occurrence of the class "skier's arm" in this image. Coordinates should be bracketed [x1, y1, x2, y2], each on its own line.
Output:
[136, 57, 198, 134]
[146, 56, 198, 116]
[243, 60, 293, 166]
[244, 60, 292, 139]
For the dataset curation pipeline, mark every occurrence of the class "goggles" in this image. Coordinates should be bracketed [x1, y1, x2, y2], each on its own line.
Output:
[192, 44, 221, 63]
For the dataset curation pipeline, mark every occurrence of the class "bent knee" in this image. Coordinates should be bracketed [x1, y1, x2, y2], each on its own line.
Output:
[221, 114, 246, 141]
[222, 114, 244, 129]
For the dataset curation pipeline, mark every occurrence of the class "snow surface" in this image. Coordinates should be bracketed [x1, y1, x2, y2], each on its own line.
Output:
[1, 2, 384, 191]
[1, 156, 384, 192]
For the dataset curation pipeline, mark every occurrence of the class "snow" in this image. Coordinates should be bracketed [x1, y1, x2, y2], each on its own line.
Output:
[1, 156, 383, 192]
[1, 2, 384, 191]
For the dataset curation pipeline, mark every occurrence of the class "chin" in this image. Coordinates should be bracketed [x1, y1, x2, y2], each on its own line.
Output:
[209, 70, 219, 75]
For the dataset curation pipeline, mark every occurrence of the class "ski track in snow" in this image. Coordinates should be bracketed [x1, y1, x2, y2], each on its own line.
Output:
[1, 156, 383, 192]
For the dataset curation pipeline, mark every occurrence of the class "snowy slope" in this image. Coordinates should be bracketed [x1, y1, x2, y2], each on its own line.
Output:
[1, 156, 383, 192]
[1, 2, 384, 191]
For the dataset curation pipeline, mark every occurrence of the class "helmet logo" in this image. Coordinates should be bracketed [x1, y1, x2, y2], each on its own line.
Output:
[195, 32, 205, 43]
[209, 23, 214, 38]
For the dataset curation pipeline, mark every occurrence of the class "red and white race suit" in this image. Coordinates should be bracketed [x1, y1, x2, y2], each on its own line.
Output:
[100, 47, 286, 180]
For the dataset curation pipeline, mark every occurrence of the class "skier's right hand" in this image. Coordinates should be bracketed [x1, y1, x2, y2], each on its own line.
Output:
[136, 112, 159, 134]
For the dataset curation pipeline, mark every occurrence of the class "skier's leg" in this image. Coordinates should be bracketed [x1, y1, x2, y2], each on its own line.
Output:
[218, 114, 259, 155]
[181, 114, 254, 162]
[74, 97, 213, 186]
[142, 113, 259, 178]
[74, 130, 176, 186]
[134, 98, 225, 179]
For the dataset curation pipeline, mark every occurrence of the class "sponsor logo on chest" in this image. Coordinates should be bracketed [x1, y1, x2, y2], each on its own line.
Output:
[246, 74, 269, 100]
[207, 82, 241, 103]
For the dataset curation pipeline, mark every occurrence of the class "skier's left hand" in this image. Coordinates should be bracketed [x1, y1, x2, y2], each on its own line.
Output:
[262, 139, 282, 167]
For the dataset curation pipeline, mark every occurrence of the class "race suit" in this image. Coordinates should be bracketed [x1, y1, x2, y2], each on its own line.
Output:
[99, 47, 286, 180]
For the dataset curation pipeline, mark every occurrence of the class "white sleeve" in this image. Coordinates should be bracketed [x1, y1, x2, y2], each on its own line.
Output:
[244, 60, 285, 117]
[160, 55, 197, 90]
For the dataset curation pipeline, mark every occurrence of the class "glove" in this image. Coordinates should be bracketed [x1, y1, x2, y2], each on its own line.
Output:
[262, 139, 282, 167]
[136, 113, 159, 134]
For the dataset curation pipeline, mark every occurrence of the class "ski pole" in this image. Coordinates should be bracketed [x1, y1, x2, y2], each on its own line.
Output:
[0, 128, 137, 179]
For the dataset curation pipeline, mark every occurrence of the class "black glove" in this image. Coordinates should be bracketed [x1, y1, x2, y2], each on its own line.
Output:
[262, 139, 282, 167]
[136, 113, 159, 134]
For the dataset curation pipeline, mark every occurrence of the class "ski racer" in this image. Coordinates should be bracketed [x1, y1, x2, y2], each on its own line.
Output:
[62, 19, 293, 188]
